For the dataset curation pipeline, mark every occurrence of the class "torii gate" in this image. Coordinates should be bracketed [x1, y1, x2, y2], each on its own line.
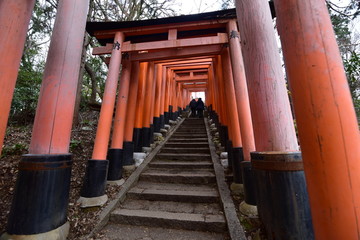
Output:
[0, 0, 359, 240]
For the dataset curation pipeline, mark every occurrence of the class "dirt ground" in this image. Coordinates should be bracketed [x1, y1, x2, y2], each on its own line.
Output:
[0, 110, 123, 239]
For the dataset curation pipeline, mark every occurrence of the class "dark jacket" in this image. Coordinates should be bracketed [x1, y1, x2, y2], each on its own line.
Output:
[190, 99, 197, 108]
[196, 99, 205, 110]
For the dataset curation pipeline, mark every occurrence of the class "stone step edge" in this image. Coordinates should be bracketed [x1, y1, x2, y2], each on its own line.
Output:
[111, 209, 227, 233]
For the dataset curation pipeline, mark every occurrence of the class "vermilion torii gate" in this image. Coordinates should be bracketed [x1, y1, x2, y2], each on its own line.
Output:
[0, 1, 359, 240]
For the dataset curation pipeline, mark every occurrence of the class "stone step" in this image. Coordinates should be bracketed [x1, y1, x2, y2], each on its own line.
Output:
[176, 128, 206, 132]
[172, 134, 208, 138]
[167, 138, 209, 142]
[160, 147, 210, 154]
[120, 199, 222, 215]
[110, 209, 227, 233]
[165, 142, 209, 148]
[135, 181, 217, 191]
[149, 160, 213, 169]
[156, 153, 211, 160]
[100, 223, 229, 240]
[127, 187, 219, 203]
[140, 169, 216, 184]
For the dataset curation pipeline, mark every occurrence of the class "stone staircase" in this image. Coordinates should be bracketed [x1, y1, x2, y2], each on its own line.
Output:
[99, 118, 231, 240]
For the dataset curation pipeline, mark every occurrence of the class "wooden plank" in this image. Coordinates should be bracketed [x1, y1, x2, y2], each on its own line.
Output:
[122, 33, 227, 52]
[93, 34, 227, 55]
[92, 20, 228, 39]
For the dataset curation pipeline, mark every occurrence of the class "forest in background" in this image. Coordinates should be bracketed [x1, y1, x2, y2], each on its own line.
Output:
[7, 0, 360, 127]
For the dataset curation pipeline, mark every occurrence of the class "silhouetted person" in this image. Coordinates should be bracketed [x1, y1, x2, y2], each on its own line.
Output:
[190, 99, 197, 117]
[196, 98, 205, 118]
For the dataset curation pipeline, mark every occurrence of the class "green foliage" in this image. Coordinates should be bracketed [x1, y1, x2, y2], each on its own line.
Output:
[10, 66, 42, 123]
[1, 143, 27, 158]
[343, 51, 360, 116]
[70, 140, 82, 152]
[327, 1, 360, 119]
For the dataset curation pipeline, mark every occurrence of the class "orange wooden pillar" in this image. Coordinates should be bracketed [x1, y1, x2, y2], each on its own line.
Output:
[226, 20, 257, 206]
[213, 59, 230, 150]
[149, 65, 158, 144]
[163, 67, 171, 124]
[168, 70, 176, 121]
[107, 56, 131, 183]
[3, 0, 89, 238]
[133, 62, 149, 152]
[0, 0, 35, 155]
[235, 0, 312, 238]
[153, 64, 163, 133]
[123, 61, 140, 167]
[208, 64, 221, 129]
[159, 66, 167, 129]
[227, 20, 255, 162]
[220, 49, 244, 184]
[275, 0, 360, 238]
[142, 62, 156, 148]
[79, 32, 125, 207]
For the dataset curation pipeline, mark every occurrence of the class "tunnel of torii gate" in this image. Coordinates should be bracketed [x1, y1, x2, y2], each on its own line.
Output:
[0, 0, 359, 239]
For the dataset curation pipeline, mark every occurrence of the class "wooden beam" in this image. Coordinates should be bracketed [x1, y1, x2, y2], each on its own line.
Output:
[168, 29, 177, 40]
[175, 76, 208, 81]
[176, 79, 208, 84]
[101, 46, 220, 64]
[123, 33, 227, 52]
[92, 20, 229, 39]
[175, 69, 209, 74]
[182, 84, 207, 89]
[93, 33, 227, 55]
[168, 65, 210, 71]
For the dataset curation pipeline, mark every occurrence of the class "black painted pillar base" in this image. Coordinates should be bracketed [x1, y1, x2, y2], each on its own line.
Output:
[241, 161, 256, 205]
[123, 141, 134, 166]
[226, 140, 234, 171]
[251, 152, 314, 240]
[153, 117, 161, 133]
[160, 114, 165, 129]
[169, 105, 173, 121]
[150, 124, 154, 144]
[142, 127, 151, 147]
[232, 147, 244, 184]
[173, 111, 178, 120]
[107, 148, 123, 181]
[6, 154, 72, 235]
[164, 112, 169, 124]
[133, 128, 143, 152]
[220, 125, 229, 147]
[80, 160, 109, 198]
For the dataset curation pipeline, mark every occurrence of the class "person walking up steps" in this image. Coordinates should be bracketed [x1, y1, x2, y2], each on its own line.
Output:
[190, 98, 197, 117]
[196, 98, 205, 118]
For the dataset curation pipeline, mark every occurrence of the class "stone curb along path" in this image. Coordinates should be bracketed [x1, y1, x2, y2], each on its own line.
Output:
[204, 117, 246, 240]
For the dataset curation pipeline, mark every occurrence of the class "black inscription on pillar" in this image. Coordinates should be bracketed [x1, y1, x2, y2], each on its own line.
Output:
[113, 41, 121, 50]
[230, 30, 240, 39]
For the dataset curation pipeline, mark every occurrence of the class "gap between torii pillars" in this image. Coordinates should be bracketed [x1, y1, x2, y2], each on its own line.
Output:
[235, 0, 313, 238]
[106, 56, 131, 184]
[274, 0, 360, 239]
[79, 31, 125, 208]
[0, 0, 36, 155]
[3, 0, 89, 238]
